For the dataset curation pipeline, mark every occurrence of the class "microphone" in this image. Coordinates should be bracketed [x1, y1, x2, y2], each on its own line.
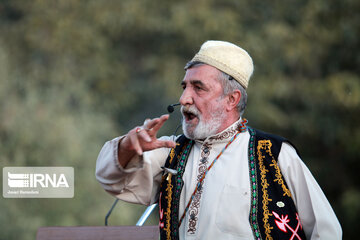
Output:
[167, 103, 180, 113]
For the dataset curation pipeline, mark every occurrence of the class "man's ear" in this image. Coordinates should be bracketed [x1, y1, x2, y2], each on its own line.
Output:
[226, 90, 241, 112]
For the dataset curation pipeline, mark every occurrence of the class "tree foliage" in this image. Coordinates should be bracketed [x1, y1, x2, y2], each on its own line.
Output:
[0, 0, 358, 239]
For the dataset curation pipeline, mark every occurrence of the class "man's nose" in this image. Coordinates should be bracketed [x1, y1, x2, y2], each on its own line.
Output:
[179, 88, 193, 106]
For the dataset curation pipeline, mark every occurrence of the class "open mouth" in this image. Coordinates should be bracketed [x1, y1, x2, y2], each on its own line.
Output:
[181, 107, 198, 122]
[184, 111, 197, 121]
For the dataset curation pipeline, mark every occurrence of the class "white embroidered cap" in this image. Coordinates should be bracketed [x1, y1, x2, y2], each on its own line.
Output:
[190, 40, 254, 89]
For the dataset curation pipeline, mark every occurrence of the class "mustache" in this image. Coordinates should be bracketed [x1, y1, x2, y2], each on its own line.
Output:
[181, 105, 200, 116]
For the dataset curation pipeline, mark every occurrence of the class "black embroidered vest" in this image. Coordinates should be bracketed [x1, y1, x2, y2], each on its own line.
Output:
[158, 135, 194, 240]
[158, 127, 307, 240]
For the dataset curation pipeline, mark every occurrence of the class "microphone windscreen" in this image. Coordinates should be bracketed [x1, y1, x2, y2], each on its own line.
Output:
[167, 105, 175, 113]
[167, 103, 180, 113]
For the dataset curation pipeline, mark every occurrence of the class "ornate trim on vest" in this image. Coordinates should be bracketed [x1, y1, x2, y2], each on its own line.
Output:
[159, 127, 307, 240]
[248, 127, 307, 240]
[159, 135, 193, 240]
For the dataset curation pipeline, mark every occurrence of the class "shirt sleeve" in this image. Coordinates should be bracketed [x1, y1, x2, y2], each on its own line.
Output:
[278, 142, 342, 240]
[95, 135, 173, 205]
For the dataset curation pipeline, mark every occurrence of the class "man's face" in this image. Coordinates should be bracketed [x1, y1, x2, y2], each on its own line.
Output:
[179, 64, 228, 139]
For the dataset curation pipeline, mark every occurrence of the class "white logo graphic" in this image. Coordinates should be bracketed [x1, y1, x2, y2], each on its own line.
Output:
[8, 172, 69, 188]
[8, 173, 30, 188]
[3, 167, 74, 198]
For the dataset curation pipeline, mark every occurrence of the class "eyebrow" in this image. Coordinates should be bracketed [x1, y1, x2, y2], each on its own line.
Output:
[181, 80, 205, 87]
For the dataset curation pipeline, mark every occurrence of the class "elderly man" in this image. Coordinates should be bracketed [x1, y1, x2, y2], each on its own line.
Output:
[96, 41, 342, 240]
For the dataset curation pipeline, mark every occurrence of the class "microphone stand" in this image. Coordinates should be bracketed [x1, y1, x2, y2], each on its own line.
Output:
[105, 199, 119, 226]
[135, 204, 157, 226]
[104, 199, 157, 226]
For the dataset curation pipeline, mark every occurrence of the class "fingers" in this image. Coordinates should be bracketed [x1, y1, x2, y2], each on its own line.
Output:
[126, 114, 172, 155]
[129, 130, 143, 155]
[137, 128, 151, 142]
[150, 114, 170, 134]
[156, 140, 177, 149]
[145, 114, 169, 130]
[129, 127, 152, 155]
[129, 134, 175, 156]
[144, 117, 160, 130]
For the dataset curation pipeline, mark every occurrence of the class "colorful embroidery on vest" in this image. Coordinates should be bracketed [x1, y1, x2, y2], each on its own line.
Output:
[272, 211, 303, 240]
[159, 149, 174, 237]
[164, 177, 173, 239]
[257, 140, 274, 239]
[159, 192, 164, 228]
[248, 127, 262, 239]
[248, 127, 307, 240]
[259, 138, 291, 198]
[171, 140, 193, 238]
[159, 137, 193, 240]
[169, 147, 176, 164]
[270, 160, 291, 197]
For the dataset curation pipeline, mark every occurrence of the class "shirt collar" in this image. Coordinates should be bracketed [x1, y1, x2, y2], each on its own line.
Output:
[195, 118, 245, 144]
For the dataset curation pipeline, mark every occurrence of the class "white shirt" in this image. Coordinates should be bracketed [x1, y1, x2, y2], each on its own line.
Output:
[96, 120, 342, 239]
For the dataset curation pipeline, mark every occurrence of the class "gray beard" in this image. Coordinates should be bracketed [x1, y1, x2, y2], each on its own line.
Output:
[182, 107, 225, 140]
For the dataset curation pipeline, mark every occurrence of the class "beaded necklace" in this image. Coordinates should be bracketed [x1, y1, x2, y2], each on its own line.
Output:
[178, 119, 248, 227]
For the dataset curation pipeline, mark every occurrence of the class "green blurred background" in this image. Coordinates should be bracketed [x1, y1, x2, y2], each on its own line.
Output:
[0, 0, 359, 239]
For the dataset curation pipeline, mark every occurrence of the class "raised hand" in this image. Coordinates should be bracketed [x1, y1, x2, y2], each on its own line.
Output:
[118, 114, 176, 167]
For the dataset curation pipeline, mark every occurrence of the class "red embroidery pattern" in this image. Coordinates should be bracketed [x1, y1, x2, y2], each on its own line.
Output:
[273, 211, 303, 240]
[159, 192, 164, 228]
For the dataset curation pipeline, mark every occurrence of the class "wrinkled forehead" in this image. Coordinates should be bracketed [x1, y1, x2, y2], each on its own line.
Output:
[181, 64, 225, 94]
[183, 64, 222, 84]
